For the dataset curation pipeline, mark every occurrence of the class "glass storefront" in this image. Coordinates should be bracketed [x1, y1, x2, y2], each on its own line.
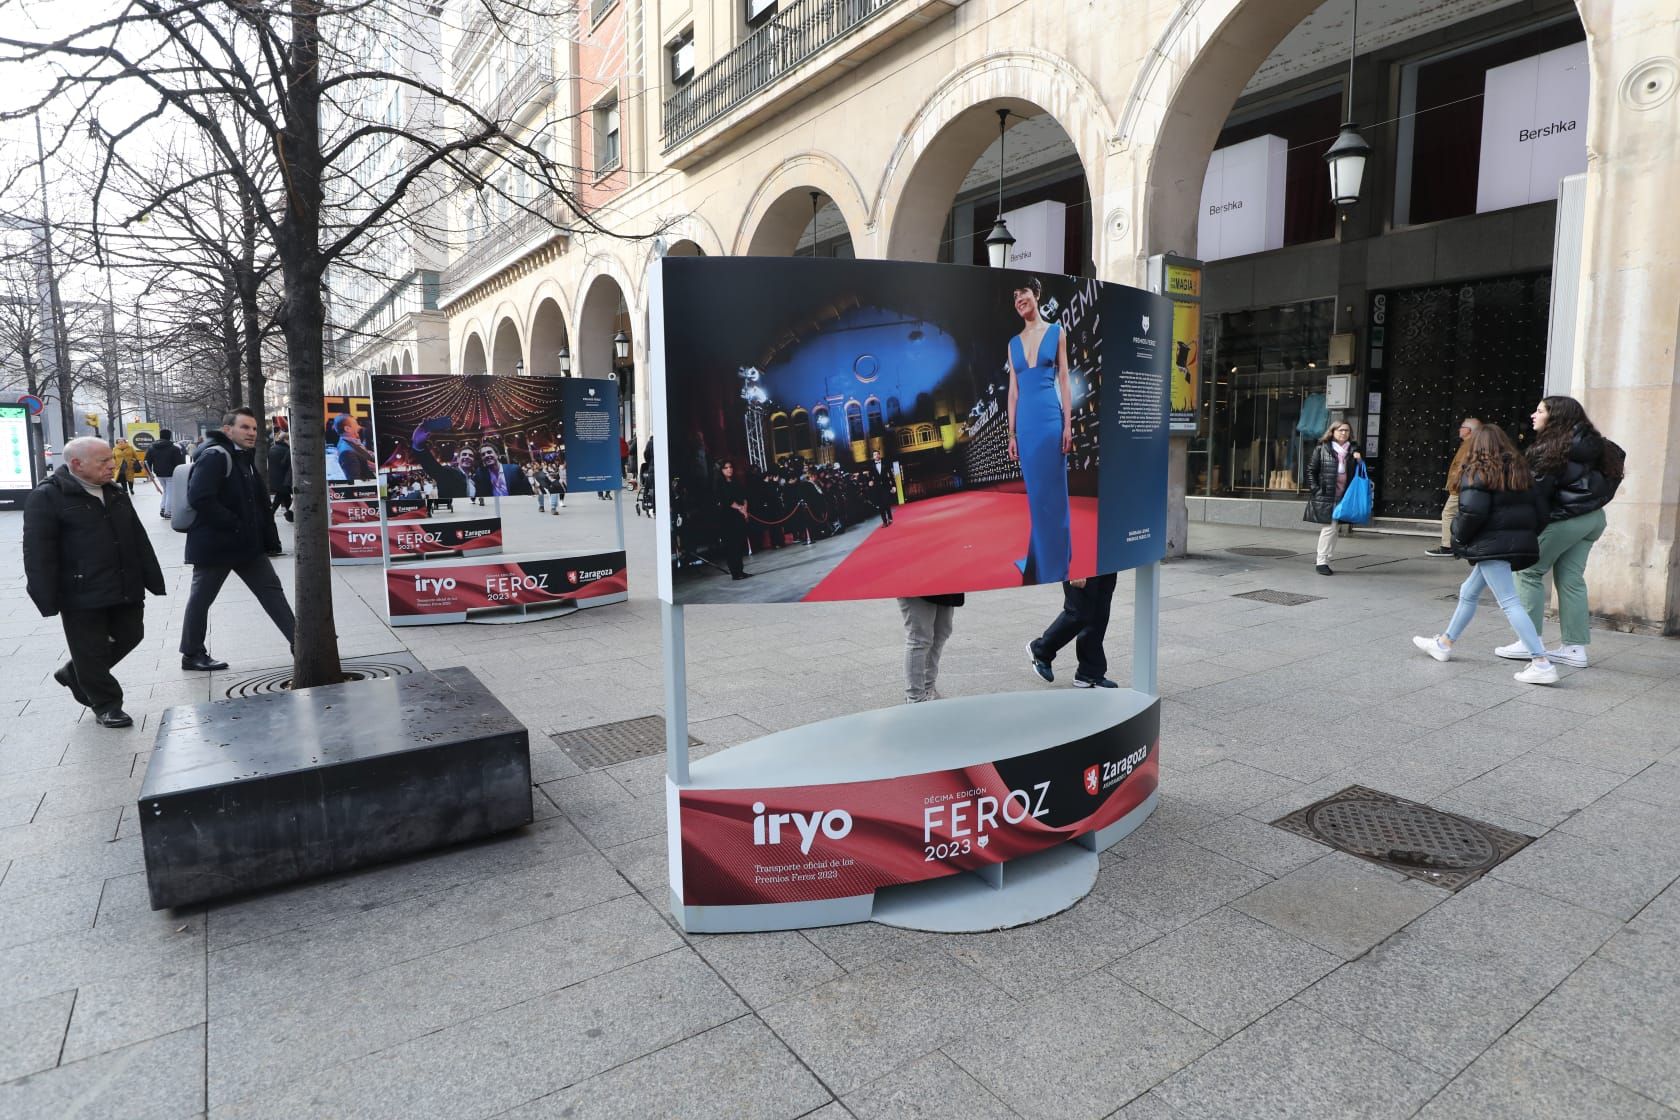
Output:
[1190, 298, 1335, 498]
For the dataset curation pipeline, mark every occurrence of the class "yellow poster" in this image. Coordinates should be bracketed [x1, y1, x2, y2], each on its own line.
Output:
[1171, 300, 1200, 420]
[127, 422, 162, 478]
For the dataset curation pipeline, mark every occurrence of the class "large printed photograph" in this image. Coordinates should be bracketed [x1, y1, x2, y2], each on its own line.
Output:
[659, 257, 1170, 604]
[369, 374, 566, 502]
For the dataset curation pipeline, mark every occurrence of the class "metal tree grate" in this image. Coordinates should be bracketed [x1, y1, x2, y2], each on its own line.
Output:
[1272, 785, 1534, 891]
[549, 716, 701, 770]
[1233, 589, 1325, 607]
[1227, 547, 1298, 558]
[224, 652, 425, 698]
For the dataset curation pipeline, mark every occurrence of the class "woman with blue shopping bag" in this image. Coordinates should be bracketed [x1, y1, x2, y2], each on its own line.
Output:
[1304, 421, 1365, 575]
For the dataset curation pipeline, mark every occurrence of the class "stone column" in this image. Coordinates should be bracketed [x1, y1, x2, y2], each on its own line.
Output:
[1574, 7, 1680, 634]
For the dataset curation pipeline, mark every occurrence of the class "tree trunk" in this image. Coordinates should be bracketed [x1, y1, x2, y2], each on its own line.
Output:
[280, 0, 341, 690]
[240, 274, 267, 484]
[221, 302, 243, 411]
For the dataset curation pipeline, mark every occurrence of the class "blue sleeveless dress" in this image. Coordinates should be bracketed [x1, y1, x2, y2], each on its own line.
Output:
[1010, 322, 1071, 583]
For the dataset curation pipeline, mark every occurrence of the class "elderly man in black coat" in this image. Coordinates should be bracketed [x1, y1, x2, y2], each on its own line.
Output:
[179, 407, 296, 672]
[24, 437, 167, 728]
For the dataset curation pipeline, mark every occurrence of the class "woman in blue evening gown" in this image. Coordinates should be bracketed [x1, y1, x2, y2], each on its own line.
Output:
[1006, 278, 1073, 584]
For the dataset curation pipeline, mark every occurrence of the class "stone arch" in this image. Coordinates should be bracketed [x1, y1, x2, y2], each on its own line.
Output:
[736, 153, 870, 256]
[877, 51, 1114, 263]
[460, 331, 488, 376]
[576, 271, 632, 382]
[529, 293, 570, 378]
[400, 350, 414, 376]
[490, 316, 524, 377]
[664, 238, 705, 257]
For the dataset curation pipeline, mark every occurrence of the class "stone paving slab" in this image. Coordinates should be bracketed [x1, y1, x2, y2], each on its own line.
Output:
[1, 495, 1679, 1116]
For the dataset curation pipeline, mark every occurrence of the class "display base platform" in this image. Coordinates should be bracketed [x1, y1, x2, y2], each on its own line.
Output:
[668, 688, 1159, 934]
[138, 667, 531, 909]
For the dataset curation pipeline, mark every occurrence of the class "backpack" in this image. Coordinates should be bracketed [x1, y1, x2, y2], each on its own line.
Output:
[170, 446, 232, 533]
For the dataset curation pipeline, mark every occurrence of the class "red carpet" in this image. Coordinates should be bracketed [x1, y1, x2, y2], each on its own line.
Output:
[805, 489, 1100, 601]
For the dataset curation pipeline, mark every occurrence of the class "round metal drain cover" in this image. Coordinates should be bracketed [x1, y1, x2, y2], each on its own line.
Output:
[1306, 797, 1498, 872]
[224, 659, 418, 699]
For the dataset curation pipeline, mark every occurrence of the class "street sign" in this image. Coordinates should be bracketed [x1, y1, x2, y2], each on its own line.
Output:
[17, 394, 42, 415]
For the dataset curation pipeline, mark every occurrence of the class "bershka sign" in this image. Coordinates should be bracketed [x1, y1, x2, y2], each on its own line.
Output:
[1476, 41, 1588, 213]
[674, 703, 1159, 907]
[386, 550, 628, 625]
[1002, 200, 1067, 274]
[1197, 134, 1286, 262]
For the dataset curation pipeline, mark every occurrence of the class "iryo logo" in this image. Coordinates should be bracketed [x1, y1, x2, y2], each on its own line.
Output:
[1083, 765, 1100, 796]
[413, 576, 457, 594]
[348, 530, 378, 545]
[751, 802, 852, 854]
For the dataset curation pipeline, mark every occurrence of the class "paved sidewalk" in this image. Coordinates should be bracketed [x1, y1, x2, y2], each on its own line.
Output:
[1, 489, 1677, 1119]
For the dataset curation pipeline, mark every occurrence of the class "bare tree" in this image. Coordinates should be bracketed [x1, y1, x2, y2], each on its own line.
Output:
[3, 0, 648, 687]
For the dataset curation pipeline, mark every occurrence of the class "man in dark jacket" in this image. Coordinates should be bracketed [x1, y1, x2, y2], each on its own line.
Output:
[24, 438, 167, 727]
[179, 408, 296, 671]
[143, 427, 188, 519]
[268, 430, 294, 522]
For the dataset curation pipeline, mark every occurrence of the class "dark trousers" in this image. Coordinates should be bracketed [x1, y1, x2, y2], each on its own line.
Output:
[180, 557, 296, 657]
[1031, 573, 1117, 681]
[61, 605, 145, 714]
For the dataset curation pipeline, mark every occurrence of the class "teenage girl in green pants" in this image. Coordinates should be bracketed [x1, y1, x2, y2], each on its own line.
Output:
[1496, 396, 1622, 669]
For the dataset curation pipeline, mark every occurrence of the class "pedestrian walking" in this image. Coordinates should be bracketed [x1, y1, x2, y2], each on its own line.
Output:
[179, 408, 297, 671]
[111, 439, 140, 494]
[1424, 417, 1480, 558]
[23, 438, 167, 728]
[1304, 420, 1362, 575]
[898, 594, 962, 702]
[868, 449, 894, 526]
[1495, 395, 1623, 669]
[268, 430, 294, 522]
[1412, 424, 1557, 685]
[1026, 572, 1119, 688]
[143, 428, 187, 518]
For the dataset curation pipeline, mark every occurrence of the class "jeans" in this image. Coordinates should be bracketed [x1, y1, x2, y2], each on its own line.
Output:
[1032, 573, 1117, 681]
[1445, 560, 1545, 656]
[897, 598, 954, 702]
[180, 557, 297, 657]
[1517, 508, 1606, 646]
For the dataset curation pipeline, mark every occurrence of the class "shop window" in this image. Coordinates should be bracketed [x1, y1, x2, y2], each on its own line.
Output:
[1194, 299, 1336, 499]
[594, 97, 620, 173]
[669, 29, 694, 87]
[1209, 89, 1340, 249]
[1394, 18, 1586, 226]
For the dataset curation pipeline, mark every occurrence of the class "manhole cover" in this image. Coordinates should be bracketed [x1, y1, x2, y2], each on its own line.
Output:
[224, 652, 424, 698]
[1227, 547, 1297, 558]
[549, 716, 701, 770]
[1272, 786, 1533, 891]
[1233, 589, 1325, 606]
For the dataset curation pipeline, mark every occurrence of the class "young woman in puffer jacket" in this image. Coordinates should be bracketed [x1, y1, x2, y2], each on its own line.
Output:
[1494, 396, 1622, 669]
[1413, 424, 1557, 685]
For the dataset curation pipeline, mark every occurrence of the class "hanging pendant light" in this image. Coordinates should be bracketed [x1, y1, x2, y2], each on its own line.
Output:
[986, 108, 1015, 268]
[1324, 0, 1370, 209]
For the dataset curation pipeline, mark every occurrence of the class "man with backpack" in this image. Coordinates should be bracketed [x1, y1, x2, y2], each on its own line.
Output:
[143, 427, 188, 518]
[177, 408, 295, 671]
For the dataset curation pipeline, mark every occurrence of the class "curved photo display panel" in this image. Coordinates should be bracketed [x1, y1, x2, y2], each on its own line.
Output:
[656, 257, 1171, 603]
[670, 693, 1159, 925]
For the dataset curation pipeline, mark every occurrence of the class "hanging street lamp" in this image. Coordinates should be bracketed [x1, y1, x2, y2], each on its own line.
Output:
[985, 108, 1015, 268]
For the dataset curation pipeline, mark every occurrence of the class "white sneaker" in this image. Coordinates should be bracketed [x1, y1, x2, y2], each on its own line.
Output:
[1546, 644, 1588, 668]
[1412, 635, 1452, 663]
[1494, 641, 1533, 661]
[1514, 660, 1559, 685]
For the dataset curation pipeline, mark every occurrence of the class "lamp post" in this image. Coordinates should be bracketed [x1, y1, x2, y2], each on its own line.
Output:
[513, 359, 524, 377]
[558, 345, 571, 376]
[985, 108, 1016, 268]
[612, 329, 630, 364]
[1324, 0, 1370, 209]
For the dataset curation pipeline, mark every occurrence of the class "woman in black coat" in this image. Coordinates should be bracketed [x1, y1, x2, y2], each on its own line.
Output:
[1303, 420, 1361, 575]
[1412, 424, 1556, 685]
[267, 433, 294, 522]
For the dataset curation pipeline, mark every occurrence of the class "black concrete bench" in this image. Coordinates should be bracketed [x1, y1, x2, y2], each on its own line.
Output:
[139, 667, 532, 909]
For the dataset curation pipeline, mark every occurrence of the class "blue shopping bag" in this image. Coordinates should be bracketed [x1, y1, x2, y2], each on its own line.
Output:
[1332, 459, 1372, 524]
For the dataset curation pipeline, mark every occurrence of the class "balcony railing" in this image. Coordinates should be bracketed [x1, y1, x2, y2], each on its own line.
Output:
[663, 0, 898, 148]
[490, 55, 555, 123]
[440, 203, 568, 304]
